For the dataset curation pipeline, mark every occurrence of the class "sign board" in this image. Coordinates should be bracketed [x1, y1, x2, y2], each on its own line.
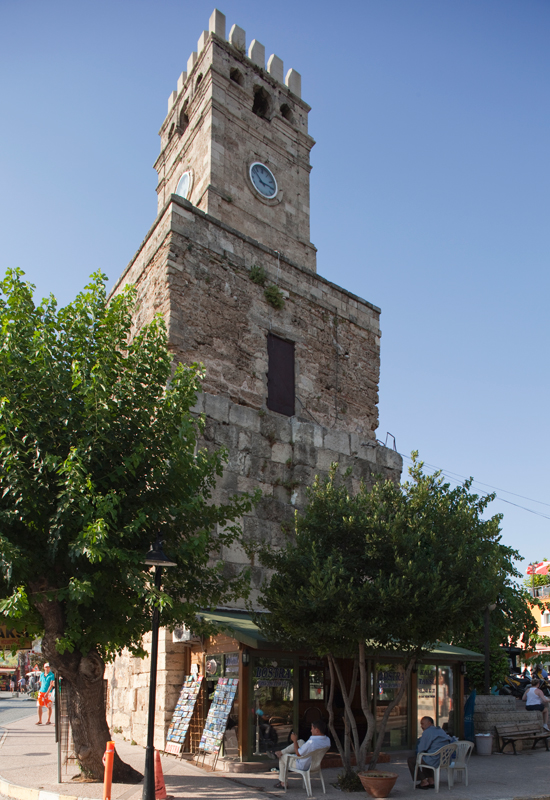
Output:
[0, 625, 32, 650]
[165, 675, 203, 755]
[198, 677, 238, 754]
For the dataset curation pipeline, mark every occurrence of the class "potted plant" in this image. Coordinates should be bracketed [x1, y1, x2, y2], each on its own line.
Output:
[357, 771, 398, 798]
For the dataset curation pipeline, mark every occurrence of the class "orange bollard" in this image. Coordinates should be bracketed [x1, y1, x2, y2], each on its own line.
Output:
[103, 740, 115, 800]
[154, 749, 170, 800]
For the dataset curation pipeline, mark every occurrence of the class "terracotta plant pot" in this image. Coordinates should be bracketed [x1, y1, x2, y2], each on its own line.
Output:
[357, 771, 398, 798]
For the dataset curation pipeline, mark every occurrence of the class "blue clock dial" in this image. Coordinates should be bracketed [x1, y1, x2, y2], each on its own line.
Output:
[250, 162, 277, 199]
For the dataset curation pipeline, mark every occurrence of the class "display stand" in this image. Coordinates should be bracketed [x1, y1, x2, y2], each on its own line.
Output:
[196, 678, 238, 771]
[164, 675, 203, 756]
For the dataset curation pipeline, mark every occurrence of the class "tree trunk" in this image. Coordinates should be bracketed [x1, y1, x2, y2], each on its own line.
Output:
[368, 657, 416, 771]
[326, 656, 347, 769]
[357, 641, 376, 770]
[329, 654, 361, 771]
[33, 588, 142, 783]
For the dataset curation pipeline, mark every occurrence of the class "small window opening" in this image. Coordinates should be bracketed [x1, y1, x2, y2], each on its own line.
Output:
[280, 103, 293, 123]
[252, 86, 271, 120]
[267, 333, 295, 417]
[195, 73, 203, 92]
[168, 123, 175, 139]
[179, 104, 189, 134]
[230, 67, 243, 86]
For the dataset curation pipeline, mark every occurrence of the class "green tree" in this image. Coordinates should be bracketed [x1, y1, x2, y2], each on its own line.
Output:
[256, 458, 524, 774]
[0, 270, 256, 780]
[455, 581, 546, 690]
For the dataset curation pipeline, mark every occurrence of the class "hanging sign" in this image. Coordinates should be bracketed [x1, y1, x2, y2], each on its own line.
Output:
[198, 677, 239, 754]
[165, 675, 203, 755]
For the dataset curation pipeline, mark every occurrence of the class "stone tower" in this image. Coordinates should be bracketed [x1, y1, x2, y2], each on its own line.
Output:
[109, 9, 402, 750]
[155, 9, 316, 272]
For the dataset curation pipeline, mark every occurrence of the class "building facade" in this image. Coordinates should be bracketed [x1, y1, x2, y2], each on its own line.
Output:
[106, 8, 440, 763]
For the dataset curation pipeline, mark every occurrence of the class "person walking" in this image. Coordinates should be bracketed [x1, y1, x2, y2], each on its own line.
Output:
[36, 664, 55, 725]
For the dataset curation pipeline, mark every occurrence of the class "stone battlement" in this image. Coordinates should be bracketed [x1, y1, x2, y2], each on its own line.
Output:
[167, 9, 302, 116]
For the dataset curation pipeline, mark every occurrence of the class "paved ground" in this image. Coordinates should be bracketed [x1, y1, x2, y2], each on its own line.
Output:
[2, 698, 550, 800]
[0, 692, 36, 725]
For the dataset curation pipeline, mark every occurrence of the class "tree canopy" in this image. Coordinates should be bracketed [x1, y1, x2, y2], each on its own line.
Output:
[257, 458, 527, 772]
[0, 270, 256, 778]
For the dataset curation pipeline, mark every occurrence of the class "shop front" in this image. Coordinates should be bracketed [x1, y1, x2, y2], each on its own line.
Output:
[185, 611, 482, 765]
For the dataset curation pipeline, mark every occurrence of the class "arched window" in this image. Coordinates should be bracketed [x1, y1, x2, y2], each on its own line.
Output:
[230, 67, 244, 86]
[280, 103, 293, 123]
[179, 105, 189, 134]
[252, 87, 271, 120]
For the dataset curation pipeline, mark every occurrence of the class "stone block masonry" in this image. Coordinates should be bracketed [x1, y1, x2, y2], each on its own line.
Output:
[112, 194, 383, 439]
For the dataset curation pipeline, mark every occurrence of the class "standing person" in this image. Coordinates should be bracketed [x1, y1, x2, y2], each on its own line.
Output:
[407, 716, 457, 790]
[272, 721, 331, 790]
[36, 664, 55, 725]
[18, 675, 26, 693]
[9, 677, 15, 692]
[522, 679, 550, 730]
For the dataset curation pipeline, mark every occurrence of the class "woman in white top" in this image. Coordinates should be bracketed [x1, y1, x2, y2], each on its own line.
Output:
[522, 679, 550, 730]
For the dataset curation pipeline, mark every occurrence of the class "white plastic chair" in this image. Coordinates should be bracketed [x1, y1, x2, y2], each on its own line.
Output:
[413, 742, 455, 792]
[284, 746, 330, 797]
[448, 740, 473, 787]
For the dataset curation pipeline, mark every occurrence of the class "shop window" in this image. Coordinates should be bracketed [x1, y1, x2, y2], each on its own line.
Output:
[416, 664, 455, 736]
[308, 669, 324, 700]
[267, 333, 295, 417]
[376, 664, 408, 748]
[251, 656, 295, 759]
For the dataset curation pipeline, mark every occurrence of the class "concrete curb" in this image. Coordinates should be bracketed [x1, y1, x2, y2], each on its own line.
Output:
[0, 777, 84, 800]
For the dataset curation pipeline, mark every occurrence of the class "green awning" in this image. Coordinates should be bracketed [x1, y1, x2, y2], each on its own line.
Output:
[199, 610, 484, 661]
[200, 610, 272, 649]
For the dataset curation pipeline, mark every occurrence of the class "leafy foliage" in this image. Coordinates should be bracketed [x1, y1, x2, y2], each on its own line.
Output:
[249, 265, 267, 286]
[256, 457, 525, 770]
[264, 284, 285, 309]
[0, 269, 257, 658]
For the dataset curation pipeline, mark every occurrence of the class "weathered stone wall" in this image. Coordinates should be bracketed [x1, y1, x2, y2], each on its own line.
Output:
[112, 196, 382, 439]
[106, 629, 191, 750]
[194, 390, 402, 604]
[473, 694, 541, 752]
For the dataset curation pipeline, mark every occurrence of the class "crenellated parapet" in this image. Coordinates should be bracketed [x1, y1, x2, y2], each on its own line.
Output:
[166, 8, 303, 119]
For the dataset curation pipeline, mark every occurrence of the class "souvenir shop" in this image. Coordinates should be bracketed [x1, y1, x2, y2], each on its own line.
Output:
[164, 610, 483, 766]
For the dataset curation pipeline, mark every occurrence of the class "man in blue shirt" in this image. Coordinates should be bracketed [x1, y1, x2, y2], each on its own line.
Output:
[36, 664, 55, 725]
[408, 716, 456, 789]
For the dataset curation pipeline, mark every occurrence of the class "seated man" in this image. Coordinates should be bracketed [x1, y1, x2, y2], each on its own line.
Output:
[407, 716, 456, 790]
[272, 720, 331, 789]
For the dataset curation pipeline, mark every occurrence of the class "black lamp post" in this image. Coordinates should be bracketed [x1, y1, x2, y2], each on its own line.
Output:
[142, 536, 176, 800]
[484, 602, 497, 695]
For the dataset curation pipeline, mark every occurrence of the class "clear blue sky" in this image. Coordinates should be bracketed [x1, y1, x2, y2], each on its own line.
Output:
[1, 0, 548, 572]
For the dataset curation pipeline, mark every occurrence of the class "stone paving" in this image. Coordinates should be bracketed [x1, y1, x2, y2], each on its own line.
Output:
[2, 706, 550, 800]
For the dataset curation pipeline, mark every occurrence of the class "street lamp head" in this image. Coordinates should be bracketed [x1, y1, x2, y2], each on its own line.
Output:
[144, 536, 177, 568]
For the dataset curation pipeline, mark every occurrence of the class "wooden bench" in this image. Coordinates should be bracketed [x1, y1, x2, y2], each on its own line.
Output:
[495, 722, 550, 755]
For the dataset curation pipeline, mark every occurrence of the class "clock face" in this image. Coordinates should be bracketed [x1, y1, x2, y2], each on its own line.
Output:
[249, 162, 277, 199]
[176, 171, 191, 199]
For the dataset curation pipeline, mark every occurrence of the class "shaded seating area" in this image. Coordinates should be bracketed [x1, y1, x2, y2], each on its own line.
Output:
[283, 745, 330, 797]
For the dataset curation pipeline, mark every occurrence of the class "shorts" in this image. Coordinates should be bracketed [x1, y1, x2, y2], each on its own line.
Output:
[526, 703, 545, 712]
[38, 692, 52, 708]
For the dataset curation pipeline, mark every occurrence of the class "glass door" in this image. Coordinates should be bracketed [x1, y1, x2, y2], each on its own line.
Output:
[416, 665, 456, 735]
[249, 655, 298, 760]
